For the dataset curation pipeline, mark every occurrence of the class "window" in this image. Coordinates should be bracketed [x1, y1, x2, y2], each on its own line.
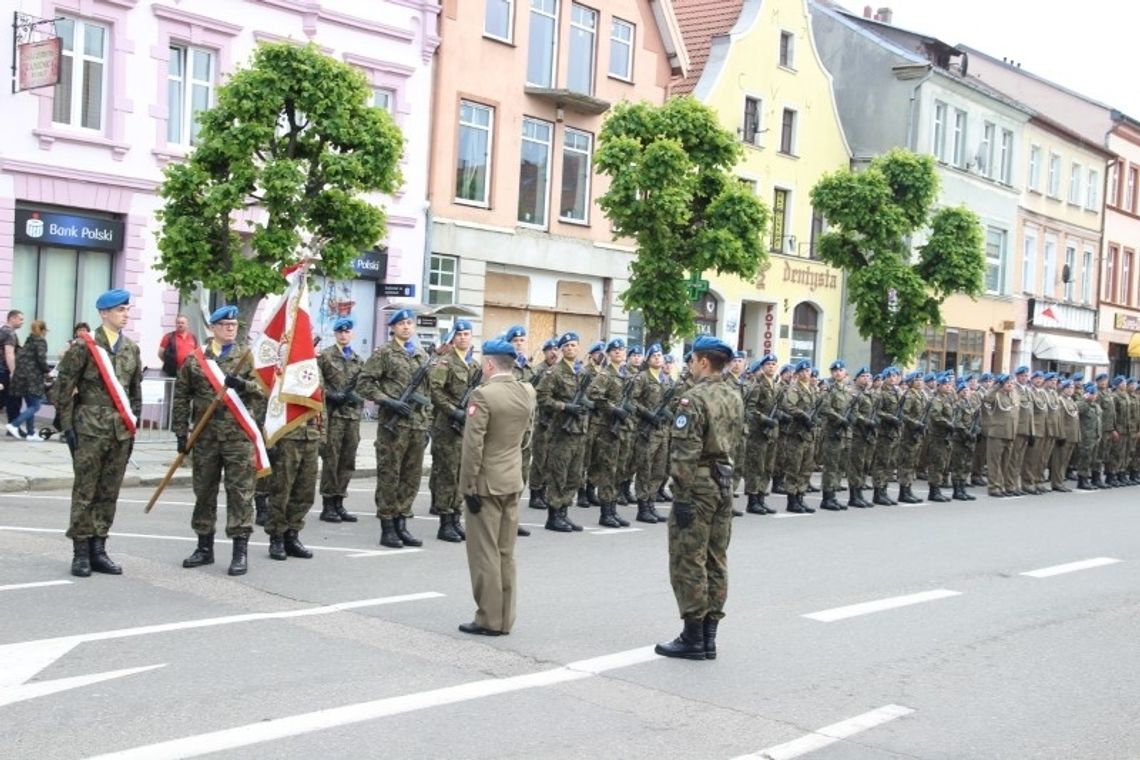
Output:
[527, 0, 558, 87]
[790, 303, 819, 366]
[428, 254, 458, 305]
[985, 227, 1006, 294]
[456, 101, 494, 205]
[52, 17, 108, 130]
[1081, 246, 1093, 304]
[1048, 153, 1061, 197]
[932, 101, 947, 161]
[779, 31, 795, 68]
[608, 18, 634, 80]
[12, 243, 113, 341]
[779, 108, 796, 155]
[1068, 163, 1082, 205]
[484, 0, 514, 42]
[742, 96, 761, 145]
[373, 88, 395, 112]
[999, 129, 1013, 183]
[952, 109, 967, 167]
[559, 128, 592, 223]
[1027, 145, 1041, 190]
[771, 188, 789, 252]
[1064, 244, 1076, 301]
[1122, 250, 1134, 305]
[1086, 169, 1099, 210]
[1108, 163, 1120, 206]
[166, 45, 214, 146]
[1021, 230, 1036, 293]
[1105, 245, 1118, 301]
[518, 117, 552, 226]
[979, 122, 995, 177]
[1127, 167, 1137, 212]
[918, 327, 985, 377]
[567, 4, 597, 95]
[1042, 235, 1057, 297]
[809, 207, 824, 260]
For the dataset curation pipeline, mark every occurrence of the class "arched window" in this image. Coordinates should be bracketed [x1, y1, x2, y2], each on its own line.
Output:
[790, 302, 819, 366]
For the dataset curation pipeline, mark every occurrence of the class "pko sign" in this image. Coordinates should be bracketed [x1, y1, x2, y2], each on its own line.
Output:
[15, 208, 124, 252]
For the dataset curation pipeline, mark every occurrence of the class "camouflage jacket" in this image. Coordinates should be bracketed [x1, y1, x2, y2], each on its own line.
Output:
[587, 363, 627, 431]
[511, 356, 535, 385]
[1114, 391, 1131, 434]
[537, 359, 590, 435]
[779, 379, 816, 440]
[430, 347, 476, 423]
[820, 381, 853, 439]
[55, 328, 142, 441]
[874, 386, 902, 438]
[172, 344, 262, 441]
[927, 391, 956, 438]
[1077, 397, 1101, 441]
[669, 374, 744, 503]
[358, 339, 433, 432]
[318, 344, 365, 421]
[631, 367, 672, 438]
[744, 374, 780, 440]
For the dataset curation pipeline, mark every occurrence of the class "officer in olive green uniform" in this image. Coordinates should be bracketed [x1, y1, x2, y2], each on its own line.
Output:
[56, 288, 142, 578]
[173, 305, 263, 576]
[819, 360, 853, 511]
[631, 343, 672, 523]
[429, 319, 476, 542]
[358, 308, 433, 548]
[1008, 366, 1036, 495]
[982, 374, 1018, 497]
[779, 360, 818, 514]
[1021, 371, 1049, 494]
[504, 324, 539, 537]
[742, 354, 780, 514]
[1050, 379, 1080, 491]
[317, 317, 363, 523]
[536, 332, 591, 532]
[655, 336, 743, 661]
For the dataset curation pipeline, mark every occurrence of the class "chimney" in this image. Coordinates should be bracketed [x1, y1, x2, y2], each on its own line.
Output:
[863, 5, 873, 18]
[876, 6, 893, 23]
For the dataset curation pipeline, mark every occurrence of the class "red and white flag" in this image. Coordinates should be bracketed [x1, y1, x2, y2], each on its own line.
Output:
[251, 262, 324, 446]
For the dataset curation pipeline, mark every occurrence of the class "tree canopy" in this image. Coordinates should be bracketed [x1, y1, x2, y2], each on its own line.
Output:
[810, 149, 985, 364]
[595, 97, 770, 346]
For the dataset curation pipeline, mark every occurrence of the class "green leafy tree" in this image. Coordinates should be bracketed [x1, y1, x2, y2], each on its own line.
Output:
[156, 42, 404, 322]
[810, 149, 985, 365]
[595, 97, 770, 345]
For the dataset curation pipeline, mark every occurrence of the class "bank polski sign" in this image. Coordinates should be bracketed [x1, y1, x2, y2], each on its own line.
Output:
[15, 209, 124, 252]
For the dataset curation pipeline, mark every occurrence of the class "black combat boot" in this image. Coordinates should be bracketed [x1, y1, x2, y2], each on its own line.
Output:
[452, 512, 467, 540]
[586, 483, 601, 506]
[806, 482, 821, 493]
[820, 491, 842, 511]
[928, 485, 950, 503]
[1052, 481, 1072, 493]
[786, 493, 807, 514]
[703, 616, 719, 660]
[898, 485, 922, 504]
[545, 506, 573, 533]
[228, 537, 249, 576]
[654, 618, 707, 660]
[746, 494, 764, 514]
[771, 475, 787, 495]
[394, 517, 423, 547]
[1091, 471, 1105, 489]
[254, 493, 268, 527]
[847, 486, 865, 508]
[576, 488, 590, 508]
[872, 487, 892, 506]
[855, 488, 873, 508]
[284, 529, 313, 558]
[335, 496, 357, 522]
[183, 532, 215, 568]
[635, 499, 657, 523]
[797, 494, 816, 513]
[71, 539, 92, 578]
[88, 537, 122, 575]
[620, 481, 637, 506]
[598, 503, 623, 529]
[971, 475, 988, 487]
[517, 525, 531, 537]
[529, 488, 548, 510]
[319, 497, 341, 523]
[559, 506, 583, 532]
[379, 519, 402, 548]
[611, 505, 630, 527]
[1077, 474, 1094, 490]
[269, 534, 288, 559]
[656, 483, 673, 502]
[437, 514, 462, 542]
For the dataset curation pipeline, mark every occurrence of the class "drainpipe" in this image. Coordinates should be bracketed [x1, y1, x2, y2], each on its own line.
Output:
[904, 65, 933, 151]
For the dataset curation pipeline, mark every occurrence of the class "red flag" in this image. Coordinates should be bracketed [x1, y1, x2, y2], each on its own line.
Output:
[1040, 306, 1058, 323]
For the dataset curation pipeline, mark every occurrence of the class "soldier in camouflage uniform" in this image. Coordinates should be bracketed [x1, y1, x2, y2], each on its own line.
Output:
[923, 374, 955, 502]
[429, 319, 476, 542]
[56, 289, 142, 578]
[358, 308, 433, 549]
[317, 317, 364, 524]
[586, 339, 633, 528]
[615, 346, 644, 506]
[1129, 379, 1140, 483]
[265, 414, 319, 561]
[578, 341, 606, 507]
[896, 373, 928, 503]
[778, 360, 818, 514]
[173, 305, 263, 576]
[871, 367, 902, 505]
[537, 332, 591, 532]
[654, 336, 743, 661]
[971, 373, 992, 486]
[1092, 373, 1118, 488]
[1075, 383, 1100, 489]
[630, 343, 672, 523]
[725, 352, 749, 499]
[525, 338, 559, 510]
[948, 381, 978, 501]
[818, 360, 853, 511]
[770, 364, 795, 495]
[844, 367, 875, 508]
[1111, 375, 1132, 485]
[742, 354, 780, 514]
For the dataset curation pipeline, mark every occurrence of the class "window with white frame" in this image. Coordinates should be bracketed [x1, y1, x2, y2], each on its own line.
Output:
[456, 100, 493, 205]
[527, 0, 558, 88]
[1123, 249, 1134, 305]
[1107, 163, 1119, 206]
[742, 96, 761, 145]
[979, 121, 995, 176]
[428, 254, 458, 305]
[484, 0, 514, 42]
[1068, 162, 1082, 205]
[1042, 235, 1057, 297]
[373, 88, 396, 112]
[1048, 153, 1061, 197]
[559, 127, 592, 223]
[1127, 167, 1137, 212]
[985, 227, 1006, 294]
[1081, 246, 1093, 303]
[1064, 244, 1076, 301]
[1086, 168, 1100, 210]
[567, 4, 597, 95]
[952, 109, 967, 167]
[1027, 145, 1041, 190]
[52, 17, 108, 130]
[779, 31, 795, 68]
[779, 108, 797, 155]
[1105, 245, 1118, 301]
[167, 45, 215, 146]
[999, 129, 1013, 183]
[932, 101, 947, 161]
[518, 117, 553, 227]
[608, 18, 634, 80]
[1021, 229, 1036, 293]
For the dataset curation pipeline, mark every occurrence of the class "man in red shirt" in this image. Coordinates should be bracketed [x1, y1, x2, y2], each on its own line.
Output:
[158, 314, 199, 377]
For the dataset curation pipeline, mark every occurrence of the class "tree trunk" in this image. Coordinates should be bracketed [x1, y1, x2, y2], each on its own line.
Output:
[870, 337, 894, 372]
[236, 294, 263, 345]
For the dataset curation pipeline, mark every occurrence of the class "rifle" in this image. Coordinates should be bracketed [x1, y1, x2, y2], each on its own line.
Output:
[639, 384, 677, 440]
[450, 367, 483, 433]
[968, 404, 983, 439]
[382, 359, 432, 433]
[609, 376, 637, 435]
[560, 372, 593, 432]
[830, 392, 859, 438]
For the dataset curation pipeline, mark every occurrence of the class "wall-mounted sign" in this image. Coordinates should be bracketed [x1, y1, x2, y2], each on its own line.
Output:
[380, 283, 415, 298]
[416, 315, 437, 328]
[762, 303, 776, 354]
[1027, 298, 1096, 334]
[782, 261, 838, 291]
[15, 208, 124, 252]
[17, 37, 62, 91]
[1115, 313, 1140, 332]
[350, 247, 388, 281]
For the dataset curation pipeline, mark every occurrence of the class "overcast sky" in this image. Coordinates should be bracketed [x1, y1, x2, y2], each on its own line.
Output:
[846, 0, 1140, 117]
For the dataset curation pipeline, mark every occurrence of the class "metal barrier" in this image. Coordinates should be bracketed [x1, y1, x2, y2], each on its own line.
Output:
[137, 376, 175, 443]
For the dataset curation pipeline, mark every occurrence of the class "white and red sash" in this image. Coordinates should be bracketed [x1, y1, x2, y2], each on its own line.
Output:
[193, 349, 272, 476]
[81, 332, 137, 436]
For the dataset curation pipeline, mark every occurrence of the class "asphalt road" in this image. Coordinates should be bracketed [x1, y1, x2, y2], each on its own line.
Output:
[1, 479, 1138, 760]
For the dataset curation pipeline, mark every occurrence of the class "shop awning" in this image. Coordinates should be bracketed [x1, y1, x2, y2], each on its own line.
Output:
[1032, 334, 1109, 365]
[1129, 333, 1140, 358]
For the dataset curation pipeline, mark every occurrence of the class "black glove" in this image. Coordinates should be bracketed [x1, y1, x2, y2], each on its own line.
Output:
[563, 403, 586, 416]
[176, 434, 188, 454]
[223, 374, 246, 391]
[381, 398, 413, 417]
[837, 418, 850, 429]
[127, 440, 134, 461]
[581, 398, 596, 412]
[345, 391, 364, 406]
[464, 494, 482, 514]
[63, 429, 78, 454]
[776, 411, 792, 424]
[1027, 434, 1035, 447]
[915, 422, 927, 434]
[639, 408, 657, 424]
[326, 391, 346, 406]
[865, 420, 878, 431]
[655, 410, 673, 427]
[612, 406, 629, 422]
[449, 408, 467, 426]
[672, 501, 694, 530]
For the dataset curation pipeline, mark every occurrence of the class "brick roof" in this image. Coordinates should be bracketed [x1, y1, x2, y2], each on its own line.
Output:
[671, 0, 745, 95]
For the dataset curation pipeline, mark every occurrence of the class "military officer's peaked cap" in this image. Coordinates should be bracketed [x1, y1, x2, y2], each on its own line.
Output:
[333, 317, 354, 332]
[558, 332, 581, 348]
[209, 305, 239, 324]
[481, 338, 517, 356]
[96, 288, 131, 311]
[387, 308, 415, 326]
[606, 337, 626, 352]
[504, 325, 527, 341]
[692, 336, 735, 360]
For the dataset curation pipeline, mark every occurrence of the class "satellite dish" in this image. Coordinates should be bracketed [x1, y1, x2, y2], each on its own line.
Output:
[1061, 264, 1072, 283]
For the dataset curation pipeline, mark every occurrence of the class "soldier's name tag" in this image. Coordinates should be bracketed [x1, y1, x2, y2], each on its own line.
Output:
[467, 404, 478, 416]
[675, 414, 688, 429]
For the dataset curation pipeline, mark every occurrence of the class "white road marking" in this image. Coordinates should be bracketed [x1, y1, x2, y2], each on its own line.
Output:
[0, 580, 73, 592]
[0, 665, 166, 709]
[769, 513, 813, 519]
[0, 494, 196, 507]
[588, 527, 644, 535]
[730, 704, 914, 760]
[1020, 557, 1122, 578]
[85, 646, 659, 759]
[803, 590, 962, 622]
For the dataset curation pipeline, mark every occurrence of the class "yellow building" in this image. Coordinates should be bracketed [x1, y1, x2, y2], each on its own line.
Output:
[672, 0, 850, 365]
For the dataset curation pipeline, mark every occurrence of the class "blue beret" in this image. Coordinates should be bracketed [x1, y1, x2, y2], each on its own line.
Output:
[542, 338, 558, 351]
[923, 372, 936, 382]
[980, 373, 992, 382]
[1084, 382, 1097, 393]
[733, 350, 747, 360]
[1111, 376, 1125, 388]
[504, 324, 527, 341]
[452, 319, 473, 332]
[1060, 379, 1072, 389]
[1043, 371, 1057, 380]
[759, 353, 778, 366]
[748, 359, 764, 374]
[1095, 372, 1108, 381]
[692, 336, 735, 360]
[333, 317, 354, 332]
[209, 305, 239, 324]
[956, 380, 968, 392]
[1071, 372, 1084, 381]
[884, 366, 900, 377]
[95, 288, 130, 311]
[587, 340, 605, 354]
[481, 338, 516, 357]
[647, 343, 663, 357]
[606, 337, 626, 352]
[780, 364, 794, 374]
[627, 345, 643, 356]
[830, 360, 846, 371]
[558, 332, 580, 348]
[1015, 365, 1029, 375]
[1130, 377, 1138, 385]
[664, 353, 675, 363]
[387, 308, 415, 326]
[854, 366, 870, 378]
[810, 368, 820, 378]
[1031, 370, 1044, 379]
[939, 374, 953, 385]
[793, 359, 812, 373]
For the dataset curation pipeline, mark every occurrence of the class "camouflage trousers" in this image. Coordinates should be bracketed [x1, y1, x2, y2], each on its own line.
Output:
[897, 430, 923, 487]
[66, 432, 131, 540]
[871, 433, 899, 489]
[620, 426, 638, 482]
[775, 430, 793, 483]
[374, 427, 428, 519]
[743, 431, 777, 495]
[430, 420, 463, 515]
[635, 430, 669, 501]
[527, 422, 550, 489]
[1105, 433, 1125, 471]
[544, 429, 586, 508]
[190, 434, 254, 539]
[267, 437, 317, 535]
[783, 433, 814, 495]
[668, 478, 732, 621]
[732, 433, 747, 491]
[320, 416, 360, 498]
[820, 431, 849, 492]
[950, 435, 975, 482]
[588, 421, 622, 503]
[926, 438, 951, 488]
[846, 431, 874, 489]
[972, 434, 988, 478]
[1073, 433, 1097, 475]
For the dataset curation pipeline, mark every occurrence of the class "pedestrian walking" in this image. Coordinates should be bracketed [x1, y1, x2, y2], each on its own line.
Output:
[1, 309, 25, 427]
[6, 319, 51, 441]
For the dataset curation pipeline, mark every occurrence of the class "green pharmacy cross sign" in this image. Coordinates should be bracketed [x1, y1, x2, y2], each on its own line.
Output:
[686, 272, 709, 302]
